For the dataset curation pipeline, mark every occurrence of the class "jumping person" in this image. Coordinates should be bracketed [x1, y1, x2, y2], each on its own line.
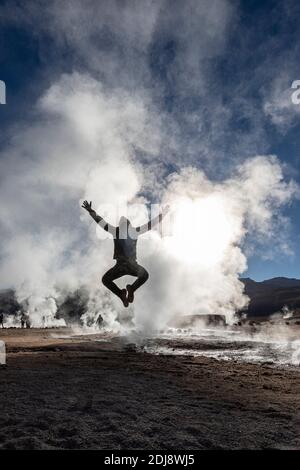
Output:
[82, 201, 169, 307]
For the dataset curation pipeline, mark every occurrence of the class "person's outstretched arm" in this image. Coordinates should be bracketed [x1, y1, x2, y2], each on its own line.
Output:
[82, 200, 116, 235]
[136, 205, 170, 235]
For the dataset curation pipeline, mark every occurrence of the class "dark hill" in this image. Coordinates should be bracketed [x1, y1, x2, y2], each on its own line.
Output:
[241, 277, 300, 317]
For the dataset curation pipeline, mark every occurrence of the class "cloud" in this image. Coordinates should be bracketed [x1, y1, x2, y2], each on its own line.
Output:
[0, 71, 297, 331]
[0, 72, 162, 326]
[1, 0, 254, 172]
[134, 155, 296, 331]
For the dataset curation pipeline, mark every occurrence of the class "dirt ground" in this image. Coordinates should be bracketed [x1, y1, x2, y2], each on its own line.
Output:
[0, 328, 299, 450]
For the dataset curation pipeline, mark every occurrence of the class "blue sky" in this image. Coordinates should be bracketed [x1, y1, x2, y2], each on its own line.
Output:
[0, 0, 300, 281]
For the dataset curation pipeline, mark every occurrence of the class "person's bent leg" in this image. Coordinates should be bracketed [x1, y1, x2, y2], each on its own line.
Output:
[102, 265, 129, 307]
[127, 264, 149, 302]
[132, 266, 149, 291]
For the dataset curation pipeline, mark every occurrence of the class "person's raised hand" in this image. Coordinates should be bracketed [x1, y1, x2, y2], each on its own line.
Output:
[82, 200, 93, 212]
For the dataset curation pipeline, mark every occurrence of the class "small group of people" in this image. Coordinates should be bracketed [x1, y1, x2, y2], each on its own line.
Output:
[21, 312, 30, 328]
[82, 200, 169, 307]
[0, 312, 30, 328]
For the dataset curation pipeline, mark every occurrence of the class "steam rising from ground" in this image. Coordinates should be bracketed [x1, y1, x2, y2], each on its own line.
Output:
[134, 158, 295, 331]
[0, 73, 296, 331]
[142, 324, 300, 368]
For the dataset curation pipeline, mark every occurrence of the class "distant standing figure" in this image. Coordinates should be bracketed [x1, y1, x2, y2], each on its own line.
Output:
[0, 312, 4, 328]
[82, 200, 169, 307]
[21, 313, 26, 328]
[26, 317, 31, 329]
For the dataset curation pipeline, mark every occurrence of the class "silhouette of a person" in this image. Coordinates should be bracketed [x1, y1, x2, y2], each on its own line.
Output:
[82, 201, 169, 307]
[21, 312, 26, 328]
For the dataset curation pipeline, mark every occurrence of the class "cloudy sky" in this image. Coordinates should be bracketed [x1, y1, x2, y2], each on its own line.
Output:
[0, 0, 300, 283]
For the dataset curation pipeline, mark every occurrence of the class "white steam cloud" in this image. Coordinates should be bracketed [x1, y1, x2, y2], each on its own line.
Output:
[0, 73, 296, 331]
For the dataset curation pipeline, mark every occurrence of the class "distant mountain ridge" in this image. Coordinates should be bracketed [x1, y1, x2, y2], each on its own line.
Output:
[241, 277, 300, 317]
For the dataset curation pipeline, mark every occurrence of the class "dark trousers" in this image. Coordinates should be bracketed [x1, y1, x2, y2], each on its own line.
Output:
[102, 258, 149, 298]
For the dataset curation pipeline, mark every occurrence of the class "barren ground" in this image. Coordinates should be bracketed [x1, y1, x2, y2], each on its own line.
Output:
[0, 328, 299, 450]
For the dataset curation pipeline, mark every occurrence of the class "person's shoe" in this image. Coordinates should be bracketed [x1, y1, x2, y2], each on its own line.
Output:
[120, 289, 129, 307]
[126, 284, 134, 303]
